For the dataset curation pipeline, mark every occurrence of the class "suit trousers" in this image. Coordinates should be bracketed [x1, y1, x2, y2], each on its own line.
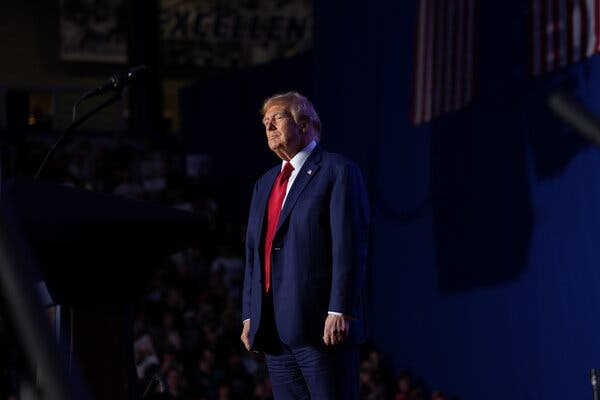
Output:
[257, 291, 359, 400]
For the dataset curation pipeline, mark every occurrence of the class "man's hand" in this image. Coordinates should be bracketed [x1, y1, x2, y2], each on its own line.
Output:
[241, 320, 251, 351]
[323, 314, 350, 346]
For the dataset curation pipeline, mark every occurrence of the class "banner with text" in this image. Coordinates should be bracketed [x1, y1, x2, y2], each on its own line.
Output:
[160, 0, 313, 68]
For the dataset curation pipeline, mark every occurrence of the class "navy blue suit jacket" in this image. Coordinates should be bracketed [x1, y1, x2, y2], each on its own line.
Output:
[242, 146, 369, 349]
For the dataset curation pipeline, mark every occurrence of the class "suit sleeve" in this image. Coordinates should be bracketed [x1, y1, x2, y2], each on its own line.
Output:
[242, 182, 258, 322]
[328, 162, 369, 317]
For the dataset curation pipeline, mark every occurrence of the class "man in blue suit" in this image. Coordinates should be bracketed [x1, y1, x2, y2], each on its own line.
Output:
[240, 91, 369, 399]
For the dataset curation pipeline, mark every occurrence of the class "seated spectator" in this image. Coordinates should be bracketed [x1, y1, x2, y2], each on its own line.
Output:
[395, 370, 412, 400]
[165, 366, 187, 399]
[432, 390, 446, 400]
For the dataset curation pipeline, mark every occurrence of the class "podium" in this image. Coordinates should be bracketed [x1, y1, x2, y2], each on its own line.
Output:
[1, 177, 206, 399]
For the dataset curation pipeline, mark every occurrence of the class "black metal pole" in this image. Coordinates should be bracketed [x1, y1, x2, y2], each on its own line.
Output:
[34, 91, 123, 180]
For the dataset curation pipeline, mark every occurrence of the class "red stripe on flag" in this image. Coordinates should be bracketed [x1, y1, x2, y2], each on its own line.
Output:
[422, 0, 434, 122]
[447, 0, 458, 113]
[559, 0, 569, 67]
[433, 0, 446, 118]
[546, 0, 555, 70]
[596, 0, 600, 51]
[411, 0, 427, 125]
[442, 0, 453, 113]
[530, 0, 537, 75]
[553, 0, 562, 69]
[540, 0, 548, 73]
[468, 0, 478, 103]
[567, 0, 575, 63]
[456, 0, 470, 108]
[581, 0, 589, 59]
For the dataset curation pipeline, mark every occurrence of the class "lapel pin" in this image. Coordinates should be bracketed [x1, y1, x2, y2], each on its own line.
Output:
[307, 169, 312, 175]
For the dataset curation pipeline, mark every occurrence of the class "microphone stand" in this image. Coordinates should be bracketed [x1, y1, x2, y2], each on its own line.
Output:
[34, 89, 124, 180]
[19, 86, 122, 397]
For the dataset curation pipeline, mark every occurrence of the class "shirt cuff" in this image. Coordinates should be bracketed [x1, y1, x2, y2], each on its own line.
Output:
[243, 318, 250, 324]
[327, 311, 343, 316]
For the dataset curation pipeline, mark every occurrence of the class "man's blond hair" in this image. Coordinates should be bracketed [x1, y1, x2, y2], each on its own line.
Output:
[261, 91, 321, 142]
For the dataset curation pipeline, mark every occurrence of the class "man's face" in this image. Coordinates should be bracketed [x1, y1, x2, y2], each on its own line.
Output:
[262, 103, 305, 160]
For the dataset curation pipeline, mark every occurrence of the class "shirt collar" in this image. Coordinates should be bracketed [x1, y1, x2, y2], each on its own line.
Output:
[283, 140, 317, 172]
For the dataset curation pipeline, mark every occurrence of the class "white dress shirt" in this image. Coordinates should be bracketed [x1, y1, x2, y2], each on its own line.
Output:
[281, 140, 317, 207]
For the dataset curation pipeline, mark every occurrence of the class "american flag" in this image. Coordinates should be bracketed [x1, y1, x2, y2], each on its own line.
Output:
[530, 0, 600, 76]
[411, 0, 478, 126]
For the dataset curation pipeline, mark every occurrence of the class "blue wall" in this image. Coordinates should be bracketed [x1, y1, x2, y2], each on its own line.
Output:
[313, 1, 600, 399]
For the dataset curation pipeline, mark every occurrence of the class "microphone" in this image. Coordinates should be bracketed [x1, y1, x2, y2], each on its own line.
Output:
[82, 64, 147, 100]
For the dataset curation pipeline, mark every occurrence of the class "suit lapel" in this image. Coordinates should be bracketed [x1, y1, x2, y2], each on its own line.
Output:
[276, 147, 323, 233]
[255, 166, 280, 245]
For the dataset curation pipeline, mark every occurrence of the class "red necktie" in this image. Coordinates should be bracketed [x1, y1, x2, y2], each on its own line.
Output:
[264, 162, 294, 292]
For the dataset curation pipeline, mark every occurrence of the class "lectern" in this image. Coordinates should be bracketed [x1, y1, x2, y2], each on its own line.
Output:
[1, 177, 206, 399]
